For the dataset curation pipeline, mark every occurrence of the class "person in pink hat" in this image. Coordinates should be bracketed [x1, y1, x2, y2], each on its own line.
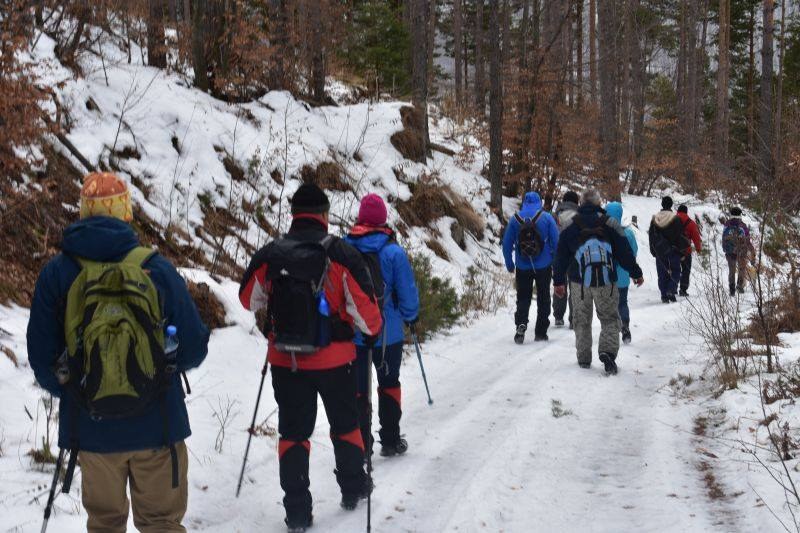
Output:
[345, 194, 420, 458]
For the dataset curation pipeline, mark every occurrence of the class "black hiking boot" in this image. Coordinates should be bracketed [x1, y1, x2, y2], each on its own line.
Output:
[667, 294, 677, 303]
[599, 352, 618, 375]
[380, 438, 408, 457]
[341, 480, 373, 511]
[621, 326, 632, 345]
[285, 515, 313, 533]
[555, 318, 565, 327]
[534, 334, 549, 342]
[514, 324, 527, 345]
[578, 361, 591, 369]
[679, 290, 689, 297]
[661, 296, 670, 304]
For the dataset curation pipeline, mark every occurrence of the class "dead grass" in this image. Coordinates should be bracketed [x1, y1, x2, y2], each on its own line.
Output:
[1, 345, 18, 368]
[425, 239, 449, 261]
[698, 461, 726, 500]
[390, 106, 427, 162]
[299, 161, 351, 192]
[396, 180, 485, 240]
[187, 281, 227, 330]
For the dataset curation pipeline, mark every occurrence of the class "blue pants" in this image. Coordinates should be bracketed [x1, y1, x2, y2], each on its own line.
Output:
[618, 287, 630, 326]
[356, 342, 403, 447]
[656, 252, 682, 298]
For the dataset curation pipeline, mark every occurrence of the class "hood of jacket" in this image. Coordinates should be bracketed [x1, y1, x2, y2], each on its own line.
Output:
[346, 226, 393, 253]
[605, 202, 623, 224]
[61, 216, 140, 261]
[652, 210, 676, 229]
[519, 192, 543, 218]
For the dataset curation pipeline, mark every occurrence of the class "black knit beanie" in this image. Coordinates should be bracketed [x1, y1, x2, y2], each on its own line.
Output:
[563, 191, 579, 204]
[291, 184, 330, 214]
[731, 206, 742, 217]
[677, 204, 688, 214]
[661, 196, 674, 210]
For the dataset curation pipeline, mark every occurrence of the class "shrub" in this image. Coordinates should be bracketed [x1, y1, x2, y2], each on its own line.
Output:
[410, 254, 460, 341]
[396, 179, 485, 240]
[460, 264, 511, 315]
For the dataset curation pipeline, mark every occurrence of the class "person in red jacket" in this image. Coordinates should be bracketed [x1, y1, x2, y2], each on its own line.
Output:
[676, 204, 702, 297]
[239, 184, 383, 532]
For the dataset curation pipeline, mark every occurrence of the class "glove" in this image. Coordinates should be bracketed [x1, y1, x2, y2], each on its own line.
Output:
[634, 277, 645, 287]
[404, 317, 418, 329]
[363, 334, 380, 347]
[553, 285, 566, 299]
[506, 265, 515, 274]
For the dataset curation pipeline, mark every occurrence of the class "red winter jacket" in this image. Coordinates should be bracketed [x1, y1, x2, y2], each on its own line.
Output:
[239, 215, 383, 370]
[676, 211, 702, 255]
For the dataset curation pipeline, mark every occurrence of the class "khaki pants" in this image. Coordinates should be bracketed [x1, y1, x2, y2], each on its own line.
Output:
[80, 442, 188, 533]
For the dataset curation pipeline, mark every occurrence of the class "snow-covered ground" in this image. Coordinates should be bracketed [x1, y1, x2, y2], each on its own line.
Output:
[2, 194, 794, 532]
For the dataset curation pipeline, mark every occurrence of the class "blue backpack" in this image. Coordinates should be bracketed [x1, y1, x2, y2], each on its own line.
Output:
[722, 224, 747, 256]
[573, 216, 614, 287]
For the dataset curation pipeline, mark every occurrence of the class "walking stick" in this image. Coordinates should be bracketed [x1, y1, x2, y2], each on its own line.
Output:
[366, 342, 374, 533]
[236, 356, 269, 498]
[410, 326, 433, 405]
[41, 448, 65, 533]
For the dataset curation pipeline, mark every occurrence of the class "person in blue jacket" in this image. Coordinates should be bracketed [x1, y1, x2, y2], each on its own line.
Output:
[605, 201, 639, 344]
[346, 194, 420, 458]
[27, 173, 209, 532]
[503, 191, 560, 344]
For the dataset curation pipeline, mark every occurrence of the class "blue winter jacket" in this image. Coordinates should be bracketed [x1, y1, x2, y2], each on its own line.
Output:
[345, 227, 420, 346]
[502, 192, 560, 271]
[27, 217, 210, 453]
[605, 202, 639, 289]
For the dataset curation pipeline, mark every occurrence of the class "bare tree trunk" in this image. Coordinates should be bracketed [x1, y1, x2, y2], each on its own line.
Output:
[66, 0, 90, 61]
[598, 0, 619, 198]
[568, 2, 575, 108]
[576, 0, 584, 108]
[589, 0, 597, 104]
[519, 0, 530, 70]
[309, 0, 325, 102]
[489, 0, 503, 210]
[747, 3, 756, 157]
[502, 0, 511, 65]
[192, 0, 209, 91]
[775, 0, 785, 173]
[412, 0, 430, 158]
[628, 0, 645, 190]
[454, 0, 463, 103]
[148, 0, 167, 68]
[475, 0, 485, 113]
[686, 0, 698, 190]
[35, 0, 43, 26]
[532, 0, 540, 48]
[759, 0, 775, 183]
[715, 0, 730, 168]
[183, 0, 191, 21]
[427, 0, 436, 91]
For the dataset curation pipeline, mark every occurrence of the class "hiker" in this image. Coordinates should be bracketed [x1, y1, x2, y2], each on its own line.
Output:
[604, 202, 638, 345]
[552, 190, 580, 328]
[722, 207, 755, 296]
[648, 196, 689, 303]
[239, 184, 382, 532]
[27, 172, 209, 533]
[553, 189, 644, 374]
[502, 191, 560, 344]
[345, 194, 420, 459]
[676, 204, 703, 296]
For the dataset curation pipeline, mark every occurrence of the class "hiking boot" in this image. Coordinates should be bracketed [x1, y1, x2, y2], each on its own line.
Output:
[679, 290, 689, 297]
[555, 318, 565, 327]
[514, 324, 527, 345]
[285, 515, 313, 533]
[599, 352, 618, 375]
[737, 286, 745, 294]
[534, 334, 549, 342]
[341, 480, 372, 511]
[621, 327, 632, 345]
[667, 294, 677, 303]
[380, 438, 408, 457]
[661, 296, 670, 304]
[578, 361, 591, 369]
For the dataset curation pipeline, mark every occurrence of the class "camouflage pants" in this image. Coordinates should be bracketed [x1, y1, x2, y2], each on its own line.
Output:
[570, 282, 621, 364]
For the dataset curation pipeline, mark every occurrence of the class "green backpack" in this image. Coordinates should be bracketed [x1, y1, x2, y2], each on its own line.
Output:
[63, 247, 170, 420]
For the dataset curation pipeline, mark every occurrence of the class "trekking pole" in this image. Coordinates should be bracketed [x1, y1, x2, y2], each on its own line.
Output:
[41, 448, 65, 533]
[236, 355, 269, 498]
[409, 326, 433, 405]
[366, 344, 374, 533]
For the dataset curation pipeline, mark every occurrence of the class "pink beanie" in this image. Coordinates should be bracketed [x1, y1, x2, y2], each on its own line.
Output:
[357, 194, 388, 226]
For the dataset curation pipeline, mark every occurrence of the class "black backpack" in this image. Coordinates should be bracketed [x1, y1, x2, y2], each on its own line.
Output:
[515, 211, 545, 259]
[265, 235, 334, 354]
[648, 224, 673, 258]
[361, 243, 390, 308]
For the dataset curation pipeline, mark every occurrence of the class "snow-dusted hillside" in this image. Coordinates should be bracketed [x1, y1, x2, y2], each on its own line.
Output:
[28, 32, 504, 284]
[3, 193, 796, 532]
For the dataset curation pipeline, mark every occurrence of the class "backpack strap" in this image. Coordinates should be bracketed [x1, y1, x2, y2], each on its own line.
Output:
[532, 210, 544, 224]
[514, 213, 526, 225]
[122, 246, 157, 267]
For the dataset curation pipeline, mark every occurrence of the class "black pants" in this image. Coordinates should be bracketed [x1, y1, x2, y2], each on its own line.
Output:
[356, 342, 403, 449]
[515, 268, 552, 337]
[680, 254, 693, 293]
[552, 282, 572, 324]
[272, 364, 367, 522]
